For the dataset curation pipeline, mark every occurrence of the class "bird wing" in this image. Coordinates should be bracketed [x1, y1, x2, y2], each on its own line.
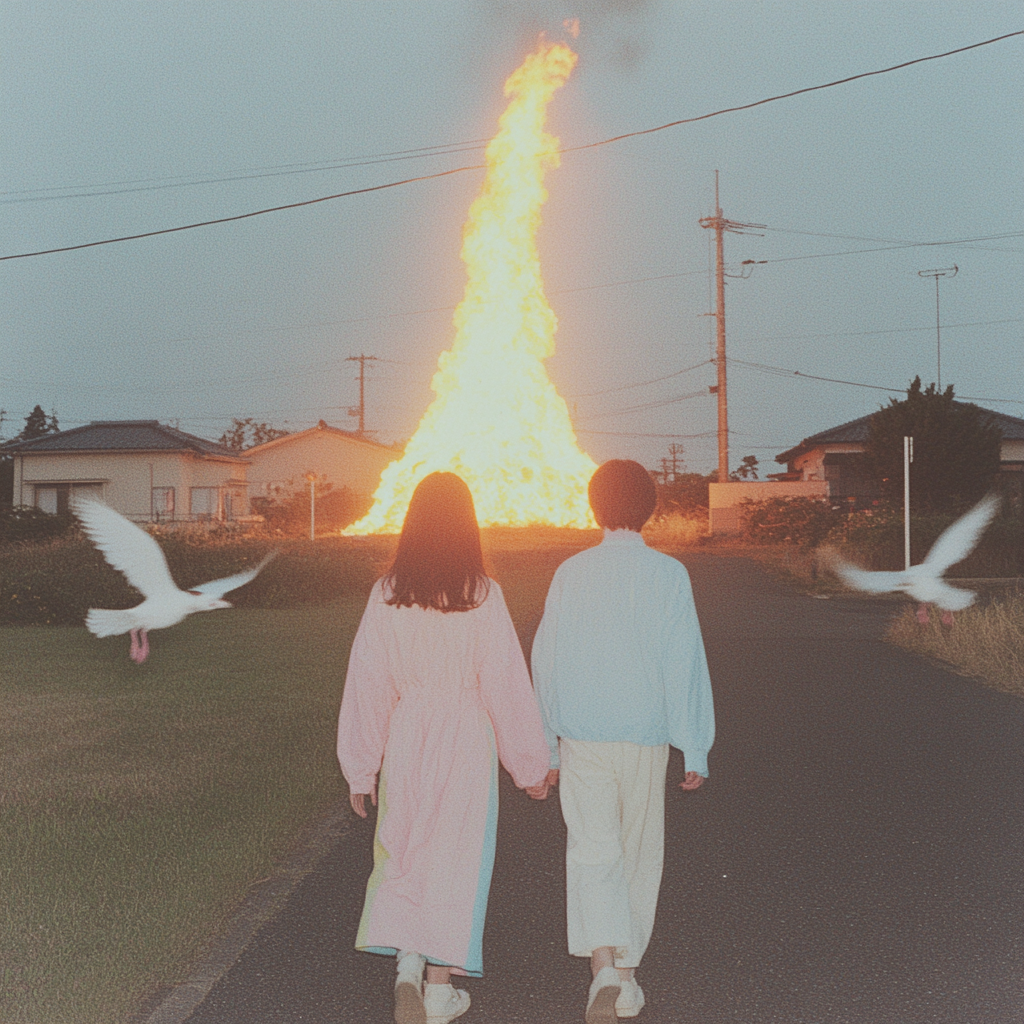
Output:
[906, 577, 978, 611]
[191, 550, 278, 599]
[923, 494, 1000, 573]
[834, 560, 908, 595]
[73, 499, 179, 599]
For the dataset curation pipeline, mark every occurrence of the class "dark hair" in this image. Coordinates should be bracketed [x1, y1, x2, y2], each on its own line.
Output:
[383, 472, 490, 612]
[588, 459, 657, 532]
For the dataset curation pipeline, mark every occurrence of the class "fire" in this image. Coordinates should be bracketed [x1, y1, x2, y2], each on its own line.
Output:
[346, 39, 597, 534]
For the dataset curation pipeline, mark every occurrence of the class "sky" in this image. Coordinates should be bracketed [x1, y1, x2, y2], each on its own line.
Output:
[2, 1, 1021, 477]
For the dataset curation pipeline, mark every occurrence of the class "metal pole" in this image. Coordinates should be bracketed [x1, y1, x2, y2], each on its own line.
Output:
[904, 435, 913, 570]
[917, 266, 957, 390]
[309, 475, 316, 541]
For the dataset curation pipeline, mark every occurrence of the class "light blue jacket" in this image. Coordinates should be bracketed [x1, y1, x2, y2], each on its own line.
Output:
[531, 529, 715, 776]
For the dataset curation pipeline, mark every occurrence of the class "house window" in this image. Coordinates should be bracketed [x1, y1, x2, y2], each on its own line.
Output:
[34, 483, 103, 514]
[190, 487, 220, 519]
[152, 487, 175, 518]
[35, 486, 60, 514]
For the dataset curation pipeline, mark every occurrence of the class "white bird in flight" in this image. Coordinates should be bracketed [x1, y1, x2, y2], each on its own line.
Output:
[833, 493, 999, 625]
[74, 499, 277, 662]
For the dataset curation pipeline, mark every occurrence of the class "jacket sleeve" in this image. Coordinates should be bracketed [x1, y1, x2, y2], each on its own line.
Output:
[663, 567, 715, 776]
[529, 568, 563, 769]
[336, 583, 400, 795]
[478, 583, 551, 789]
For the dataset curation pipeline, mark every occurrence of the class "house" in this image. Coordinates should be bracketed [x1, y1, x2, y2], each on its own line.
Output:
[244, 420, 399, 501]
[2, 420, 250, 522]
[774, 405, 1024, 509]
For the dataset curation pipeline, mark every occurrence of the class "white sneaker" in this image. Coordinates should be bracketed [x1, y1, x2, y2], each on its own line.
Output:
[394, 952, 426, 1024]
[586, 966, 622, 1024]
[423, 982, 471, 1024]
[615, 977, 645, 1018]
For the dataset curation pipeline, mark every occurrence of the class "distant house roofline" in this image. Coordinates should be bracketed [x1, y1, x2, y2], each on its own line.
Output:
[776, 403, 1024, 465]
[0, 419, 247, 461]
[245, 419, 401, 456]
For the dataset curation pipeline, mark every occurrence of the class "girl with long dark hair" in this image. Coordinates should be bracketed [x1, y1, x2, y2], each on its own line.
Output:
[337, 472, 553, 1024]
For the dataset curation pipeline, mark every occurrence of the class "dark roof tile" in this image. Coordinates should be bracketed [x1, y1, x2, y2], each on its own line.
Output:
[0, 420, 245, 459]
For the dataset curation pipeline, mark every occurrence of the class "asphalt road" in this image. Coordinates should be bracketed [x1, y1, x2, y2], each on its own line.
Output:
[176, 554, 1024, 1024]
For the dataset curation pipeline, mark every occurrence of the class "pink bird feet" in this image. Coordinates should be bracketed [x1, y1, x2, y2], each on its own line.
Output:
[915, 604, 954, 629]
[129, 628, 150, 663]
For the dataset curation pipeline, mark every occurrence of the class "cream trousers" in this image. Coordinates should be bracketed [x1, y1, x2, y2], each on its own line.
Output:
[559, 737, 670, 969]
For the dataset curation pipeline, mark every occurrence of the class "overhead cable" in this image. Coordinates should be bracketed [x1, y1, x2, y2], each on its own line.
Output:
[3, 30, 1020, 262]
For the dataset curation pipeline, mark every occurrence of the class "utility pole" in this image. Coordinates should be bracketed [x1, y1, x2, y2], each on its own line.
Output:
[699, 172, 764, 482]
[345, 354, 378, 435]
[917, 266, 957, 391]
[667, 443, 685, 480]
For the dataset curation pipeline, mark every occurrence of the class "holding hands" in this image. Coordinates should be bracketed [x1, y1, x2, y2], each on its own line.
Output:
[526, 768, 560, 800]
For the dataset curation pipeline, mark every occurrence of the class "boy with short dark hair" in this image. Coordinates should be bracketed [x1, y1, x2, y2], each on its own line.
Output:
[532, 459, 715, 1023]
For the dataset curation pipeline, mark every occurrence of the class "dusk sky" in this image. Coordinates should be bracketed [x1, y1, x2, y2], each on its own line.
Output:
[3, 2, 1021, 476]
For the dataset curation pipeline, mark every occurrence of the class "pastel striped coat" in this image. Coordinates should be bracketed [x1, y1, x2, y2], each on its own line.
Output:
[337, 578, 550, 976]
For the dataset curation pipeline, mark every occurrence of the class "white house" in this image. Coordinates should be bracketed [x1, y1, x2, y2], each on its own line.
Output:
[2, 420, 250, 522]
[244, 420, 400, 501]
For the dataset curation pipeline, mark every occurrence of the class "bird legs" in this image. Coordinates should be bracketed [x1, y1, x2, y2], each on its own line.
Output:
[129, 628, 150, 663]
[916, 603, 954, 629]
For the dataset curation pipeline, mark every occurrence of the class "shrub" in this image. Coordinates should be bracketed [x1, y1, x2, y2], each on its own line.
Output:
[250, 486, 372, 536]
[653, 474, 710, 520]
[828, 503, 1023, 576]
[0, 506, 75, 545]
[739, 496, 839, 547]
[0, 534, 383, 626]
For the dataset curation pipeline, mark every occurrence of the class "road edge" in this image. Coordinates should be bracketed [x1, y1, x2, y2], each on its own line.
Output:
[136, 799, 353, 1024]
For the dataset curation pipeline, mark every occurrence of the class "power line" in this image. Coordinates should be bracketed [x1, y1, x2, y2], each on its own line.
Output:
[577, 389, 711, 421]
[727, 357, 1024, 404]
[761, 233, 1024, 264]
[4, 30, 1020, 262]
[563, 31, 1023, 153]
[575, 429, 718, 439]
[0, 142, 492, 204]
[569, 359, 711, 399]
[728, 358, 904, 392]
[0, 164, 486, 262]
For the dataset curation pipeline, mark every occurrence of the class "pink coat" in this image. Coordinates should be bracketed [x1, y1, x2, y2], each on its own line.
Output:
[337, 578, 550, 976]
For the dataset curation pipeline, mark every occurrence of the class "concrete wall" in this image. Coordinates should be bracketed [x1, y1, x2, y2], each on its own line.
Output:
[246, 431, 398, 498]
[709, 480, 830, 535]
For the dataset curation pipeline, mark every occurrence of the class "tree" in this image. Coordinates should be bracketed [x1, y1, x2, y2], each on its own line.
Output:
[730, 455, 759, 480]
[1, 405, 59, 506]
[863, 377, 1001, 511]
[218, 417, 289, 451]
[18, 405, 59, 440]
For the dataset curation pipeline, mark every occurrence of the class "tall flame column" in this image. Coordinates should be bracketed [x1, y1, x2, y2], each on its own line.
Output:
[348, 41, 596, 533]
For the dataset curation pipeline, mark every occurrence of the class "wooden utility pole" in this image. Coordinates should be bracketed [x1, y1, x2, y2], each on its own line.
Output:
[699, 172, 764, 482]
[345, 354, 378, 435]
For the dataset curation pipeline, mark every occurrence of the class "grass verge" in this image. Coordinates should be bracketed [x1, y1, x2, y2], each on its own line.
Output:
[886, 590, 1024, 697]
[1, 600, 366, 1023]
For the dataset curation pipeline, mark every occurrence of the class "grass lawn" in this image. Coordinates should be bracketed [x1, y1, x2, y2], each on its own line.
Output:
[1, 601, 367, 1023]
[0, 531, 598, 1024]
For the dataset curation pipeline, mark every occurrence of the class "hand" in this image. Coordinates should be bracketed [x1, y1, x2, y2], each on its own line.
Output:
[350, 782, 378, 818]
[679, 772, 705, 791]
[526, 769, 560, 800]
